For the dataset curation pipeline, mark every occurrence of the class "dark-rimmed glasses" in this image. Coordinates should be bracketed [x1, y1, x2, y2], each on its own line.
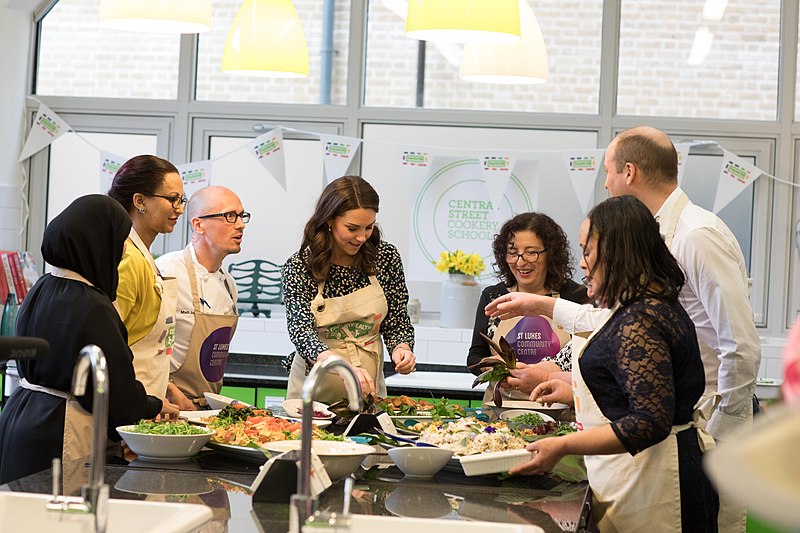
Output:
[506, 249, 547, 263]
[150, 194, 188, 209]
[197, 211, 251, 224]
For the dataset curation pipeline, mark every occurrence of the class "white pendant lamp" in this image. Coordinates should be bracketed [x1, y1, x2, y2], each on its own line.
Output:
[98, 0, 212, 34]
[459, 0, 548, 84]
[406, 0, 521, 43]
[222, 0, 309, 78]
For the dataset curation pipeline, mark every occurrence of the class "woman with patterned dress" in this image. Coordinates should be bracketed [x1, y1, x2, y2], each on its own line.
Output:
[490, 196, 718, 532]
[283, 176, 416, 403]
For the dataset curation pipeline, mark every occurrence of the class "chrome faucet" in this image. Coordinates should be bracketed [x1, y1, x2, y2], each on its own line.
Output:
[292, 356, 362, 528]
[71, 344, 110, 533]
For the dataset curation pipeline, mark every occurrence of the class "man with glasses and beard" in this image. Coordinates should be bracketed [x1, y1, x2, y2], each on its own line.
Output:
[156, 186, 249, 409]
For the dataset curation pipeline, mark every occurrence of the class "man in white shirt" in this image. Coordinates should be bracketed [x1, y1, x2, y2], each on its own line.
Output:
[495, 126, 760, 531]
[156, 186, 247, 408]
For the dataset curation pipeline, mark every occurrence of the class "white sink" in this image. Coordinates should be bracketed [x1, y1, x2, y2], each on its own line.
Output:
[304, 514, 544, 533]
[0, 491, 212, 533]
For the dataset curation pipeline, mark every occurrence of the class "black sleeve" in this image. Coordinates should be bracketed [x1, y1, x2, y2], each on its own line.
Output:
[558, 278, 591, 304]
[466, 285, 505, 375]
[79, 300, 162, 438]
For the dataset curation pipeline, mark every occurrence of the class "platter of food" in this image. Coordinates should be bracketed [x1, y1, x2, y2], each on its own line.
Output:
[483, 400, 570, 419]
[205, 441, 269, 463]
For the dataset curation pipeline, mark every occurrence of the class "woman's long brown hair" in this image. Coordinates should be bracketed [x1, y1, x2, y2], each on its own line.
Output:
[299, 176, 382, 283]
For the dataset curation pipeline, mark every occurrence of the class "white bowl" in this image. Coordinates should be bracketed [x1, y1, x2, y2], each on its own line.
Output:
[387, 447, 454, 478]
[282, 398, 335, 420]
[203, 392, 237, 410]
[484, 400, 570, 420]
[458, 448, 535, 477]
[261, 440, 374, 481]
[116, 425, 214, 462]
[499, 409, 555, 424]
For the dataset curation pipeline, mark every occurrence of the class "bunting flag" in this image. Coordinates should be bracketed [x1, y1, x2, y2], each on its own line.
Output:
[398, 145, 434, 206]
[247, 128, 286, 190]
[478, 153, 516, 210]
[99, 151, 126, 194]
[562, 150, 604, 216]
[18, 103, 70, 162]
[320, 134, 362, 184]
[713, 149, 762, 214]
[177, 160, 212, 200]
[675, 142, 693, 186]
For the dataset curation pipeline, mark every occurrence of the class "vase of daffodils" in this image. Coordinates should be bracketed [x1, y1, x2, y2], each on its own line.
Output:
[435, 250, 486, 329]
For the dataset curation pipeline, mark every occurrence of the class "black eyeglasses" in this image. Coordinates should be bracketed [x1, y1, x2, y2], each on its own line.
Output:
[150, 194, 188, 209]
[197, 211, 251, 224]
[506, 249, 547, 263]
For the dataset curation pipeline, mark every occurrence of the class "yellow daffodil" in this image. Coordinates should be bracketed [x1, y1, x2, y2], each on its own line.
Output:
[433, 250, 486, 277]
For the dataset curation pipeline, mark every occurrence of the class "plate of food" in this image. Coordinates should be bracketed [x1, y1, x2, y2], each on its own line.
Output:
[282, 399, 335, 420]
[117, 421, 214, 462]
[180, 409, 221, 426]
[206, 440, 270, 463]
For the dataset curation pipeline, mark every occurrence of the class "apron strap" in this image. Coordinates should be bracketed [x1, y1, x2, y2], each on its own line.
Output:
[19, 377, 71, 400]
[663, 193, 690, 248]
[50, 267, 93, 287]
[184, 246, 204, 314]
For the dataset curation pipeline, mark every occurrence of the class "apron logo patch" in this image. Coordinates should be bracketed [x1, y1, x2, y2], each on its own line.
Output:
[326, 325, 347, 340]
[345, 320, 375, 338]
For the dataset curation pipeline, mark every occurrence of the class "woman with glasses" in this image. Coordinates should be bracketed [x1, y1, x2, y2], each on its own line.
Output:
[467, 212, 590, 406]
[108, 154, 187, 409]
[282, 176, 416, 403]
[156, 186, 248, 408]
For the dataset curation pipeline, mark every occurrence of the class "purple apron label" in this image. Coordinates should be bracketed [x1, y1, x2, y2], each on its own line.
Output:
[200, 326, 233, 383]
[506, 316, 561, 364]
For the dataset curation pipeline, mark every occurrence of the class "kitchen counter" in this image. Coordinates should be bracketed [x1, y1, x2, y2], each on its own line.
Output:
[1, 450, 590, 532]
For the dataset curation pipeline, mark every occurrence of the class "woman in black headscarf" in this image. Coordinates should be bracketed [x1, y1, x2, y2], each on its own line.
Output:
[0, 195, 175, 484]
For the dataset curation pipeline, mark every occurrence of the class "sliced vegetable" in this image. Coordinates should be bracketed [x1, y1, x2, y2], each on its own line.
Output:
[128, 420, 209, 435]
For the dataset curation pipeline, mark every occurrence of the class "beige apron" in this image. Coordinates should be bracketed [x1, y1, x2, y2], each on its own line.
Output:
[19, 267, 97, 494]
[571, 310, 715, 533]
[127, 231, 178, 400]
[664, 192, 745, 532]
[286, 276, 388, 403]
[170, 247, 239, 404]
[482, 293, 571, 405]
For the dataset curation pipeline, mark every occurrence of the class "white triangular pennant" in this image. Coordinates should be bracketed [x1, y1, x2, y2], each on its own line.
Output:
[713, 149, 762, 213]
[177, 160, 212, 200]
[18, 103, 70, 162]
[675, 142, 693, 186]
[99, 151, 127, 194]
[479, 153, 516, 210]
[320, 134, 362, 184]
[513, 159, 541, 214]
[248, 128, 286, 190]
[562, 150, 604, 216]
[398, 146, 435, 205]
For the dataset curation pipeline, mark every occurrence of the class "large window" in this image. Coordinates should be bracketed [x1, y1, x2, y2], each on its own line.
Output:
[363, 0, 603, 113]
[617, 0, 781, 120]
[36, 0, 181, 99]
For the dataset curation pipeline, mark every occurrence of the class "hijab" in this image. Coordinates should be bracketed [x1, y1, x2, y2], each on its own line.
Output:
[41, 194, 132, 299]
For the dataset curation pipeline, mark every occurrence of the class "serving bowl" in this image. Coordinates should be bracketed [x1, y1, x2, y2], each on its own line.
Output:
[387, 446, 454, 478]
[261, 439, 374, 481]
[116, 425, 214, 462]
[484, 400, 570, 420]
[500, 409, 555, 424]
[282, 398, 335, 419]
[203, 392, 237, 410]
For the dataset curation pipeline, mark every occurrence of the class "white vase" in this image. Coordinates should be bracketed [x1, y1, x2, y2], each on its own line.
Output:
[440, 273, 481, 329]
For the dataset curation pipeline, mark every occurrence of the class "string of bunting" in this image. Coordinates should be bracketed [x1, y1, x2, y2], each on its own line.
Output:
[17, 99, 795, 220]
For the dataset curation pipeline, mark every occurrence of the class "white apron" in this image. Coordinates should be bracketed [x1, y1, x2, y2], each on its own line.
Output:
[126, 231, 177, 400]
[170, 247, 239, 404]
[570, 311, 715, 533]
[482, 292, 571, 405]
[19, 267, 99, 494]
[286, 276, 388, 403]
[664, 191, 745, 532]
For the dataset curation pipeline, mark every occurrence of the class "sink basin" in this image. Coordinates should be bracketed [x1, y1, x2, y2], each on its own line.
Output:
[304, 514, 544, 533]
[0, 491, 212, 533]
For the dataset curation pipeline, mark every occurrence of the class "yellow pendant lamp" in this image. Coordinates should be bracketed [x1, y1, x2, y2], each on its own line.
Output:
[406, 0, 521, 43]
[222, 0, 309, 78]
[459, 0, 548, 84]
[98, 0, 212, 34]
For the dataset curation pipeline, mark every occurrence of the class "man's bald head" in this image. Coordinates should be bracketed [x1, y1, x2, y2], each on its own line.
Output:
[187, 186, 239, 222]
[609, 126, 678, 187]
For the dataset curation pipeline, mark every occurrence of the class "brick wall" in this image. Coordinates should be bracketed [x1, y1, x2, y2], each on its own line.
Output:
[35, 0, 782, 119]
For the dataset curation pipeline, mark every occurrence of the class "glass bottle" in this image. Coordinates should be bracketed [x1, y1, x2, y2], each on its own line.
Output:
[1, 293, 19, 336]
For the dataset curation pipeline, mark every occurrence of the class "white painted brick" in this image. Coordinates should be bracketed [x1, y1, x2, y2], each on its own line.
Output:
[764, 357, 785, 381]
